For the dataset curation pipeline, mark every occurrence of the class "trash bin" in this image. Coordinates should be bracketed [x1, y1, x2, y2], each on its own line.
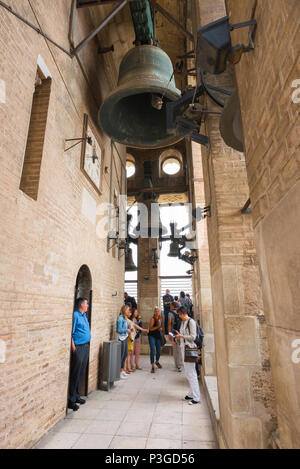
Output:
[100, 340, 121, 391]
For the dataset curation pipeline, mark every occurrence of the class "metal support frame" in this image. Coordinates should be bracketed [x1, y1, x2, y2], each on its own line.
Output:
[166, 85, 209, 146]
[0, 0, 73, 57]
[241, 198, 251, 214]
[106, 141, 127, 256]
[149, 0, 194, 43]
[64, 136, 92, 152]
[71, 0, 127, 55]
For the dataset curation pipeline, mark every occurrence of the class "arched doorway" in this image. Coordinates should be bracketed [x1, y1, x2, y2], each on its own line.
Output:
[67, 265, 93, 407]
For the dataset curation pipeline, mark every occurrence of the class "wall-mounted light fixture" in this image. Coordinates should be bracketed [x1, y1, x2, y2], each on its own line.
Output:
[196, 16, 257, 75]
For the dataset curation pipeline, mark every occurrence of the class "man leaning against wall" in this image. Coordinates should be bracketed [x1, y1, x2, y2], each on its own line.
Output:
[68, 298, 91, 411]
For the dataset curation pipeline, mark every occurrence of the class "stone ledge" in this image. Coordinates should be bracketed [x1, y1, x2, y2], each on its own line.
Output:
[201, 374, 227, 449]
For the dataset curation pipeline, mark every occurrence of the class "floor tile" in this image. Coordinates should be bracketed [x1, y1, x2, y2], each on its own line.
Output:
[94, 408, 128, 421]
[116, 420, 152, 438]
[146, 438, 182, 449]
[101, 400, 132, 410]
[35, 432, 80, 449]
[85, 419, 121, 435]
[83, 399, 107, 409]
[72, 434, 113, 449]
[152, 410, 182, 424]
[50, 418, 92, 434]
[109, 436, 147, 449]
[183, 440, 217, 449]
[36, 355, 216, 450]
[182, 423, 216, 442]
[122, 411, 155, 424]
[182, 411, 211, 424]
[66, 406, 101, 420]
[149, 423, 183, 440]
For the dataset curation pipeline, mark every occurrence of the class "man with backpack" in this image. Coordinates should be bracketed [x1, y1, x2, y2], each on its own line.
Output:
[167, 302, 183, 372]
[163, 289, 174, 334]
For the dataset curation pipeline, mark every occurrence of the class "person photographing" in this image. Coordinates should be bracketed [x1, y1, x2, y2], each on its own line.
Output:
[168, 302, 183, 372]
[175, 307, 201, 405]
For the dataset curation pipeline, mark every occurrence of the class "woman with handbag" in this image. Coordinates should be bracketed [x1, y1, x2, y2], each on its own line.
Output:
[130, 308, 148, 370]
[175, 307, 201, 405]
[117, 305, 132, 379]
[126, 310, 148, 372]
[148, 307, 163, 373]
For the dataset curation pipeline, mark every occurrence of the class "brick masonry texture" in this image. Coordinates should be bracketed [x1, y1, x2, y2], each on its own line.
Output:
[0, 1, 125, 448]
[193, 0, 277, 449]
[226, 0, 300, 448]
[226, 0, 300, 228]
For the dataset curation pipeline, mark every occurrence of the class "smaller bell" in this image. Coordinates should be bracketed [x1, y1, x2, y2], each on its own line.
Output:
[167, 240, 179, 258]
[125, 247, 137, 272]
[219, 90, 244, 152]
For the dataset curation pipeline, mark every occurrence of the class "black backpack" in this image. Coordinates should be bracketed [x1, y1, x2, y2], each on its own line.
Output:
[172, 311, 182, 332]
[187, 319, 204, 349]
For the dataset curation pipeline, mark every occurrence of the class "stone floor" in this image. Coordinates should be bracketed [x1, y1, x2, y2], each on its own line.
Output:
[35, 355, 217, 450]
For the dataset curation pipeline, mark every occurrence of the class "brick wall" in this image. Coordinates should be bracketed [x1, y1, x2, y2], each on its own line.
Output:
[0, 1, 125, 448]
[226, 0, 300, 448]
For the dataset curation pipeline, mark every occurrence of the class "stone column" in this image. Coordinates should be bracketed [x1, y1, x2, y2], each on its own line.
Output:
[190, 142, 216, 377]
[194, 0, 277, 449]
[225, 0, 300, 449]
[137, 196, 161, 353]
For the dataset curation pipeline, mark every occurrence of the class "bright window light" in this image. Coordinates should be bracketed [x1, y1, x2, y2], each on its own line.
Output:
[162, 157, 181, 175]
[126, 160, 135, 178]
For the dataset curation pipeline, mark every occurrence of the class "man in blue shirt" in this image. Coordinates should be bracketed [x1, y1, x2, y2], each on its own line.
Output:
[68, 297, 91, 411]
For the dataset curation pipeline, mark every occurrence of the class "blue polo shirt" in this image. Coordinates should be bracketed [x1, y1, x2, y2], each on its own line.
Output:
[72, 310, 91, 346]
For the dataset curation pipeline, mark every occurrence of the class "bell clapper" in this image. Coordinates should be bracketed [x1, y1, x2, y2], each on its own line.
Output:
[151, 94, 164, 110]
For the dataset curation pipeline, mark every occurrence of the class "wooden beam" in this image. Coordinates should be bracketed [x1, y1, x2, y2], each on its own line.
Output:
[77, 0, 122, 8]
[149, 0, 194, 43]
[127, 185, 188, 196]
[72, 0, 127, 55]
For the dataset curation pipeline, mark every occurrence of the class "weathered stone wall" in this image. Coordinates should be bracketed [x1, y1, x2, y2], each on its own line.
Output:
[226, 0, 300, 448]
[193, 0, 277, 449]
[190, 142, 216, 377]
[0, 0, 125, 448]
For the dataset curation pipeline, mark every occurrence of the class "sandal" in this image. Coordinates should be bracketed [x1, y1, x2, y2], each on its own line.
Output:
[135, 366, 142, 370]
[155, 361, 162, 369]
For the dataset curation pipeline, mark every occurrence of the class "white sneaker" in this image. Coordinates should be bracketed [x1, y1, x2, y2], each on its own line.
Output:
[120, 371, 128, 379]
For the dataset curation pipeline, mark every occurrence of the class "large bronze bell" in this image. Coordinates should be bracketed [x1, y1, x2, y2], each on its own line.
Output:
[98, 45, 182, 149]
[125, 247, 137, 272]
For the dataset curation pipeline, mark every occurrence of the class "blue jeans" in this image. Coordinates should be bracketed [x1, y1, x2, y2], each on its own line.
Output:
[148, 335, 161, 365]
